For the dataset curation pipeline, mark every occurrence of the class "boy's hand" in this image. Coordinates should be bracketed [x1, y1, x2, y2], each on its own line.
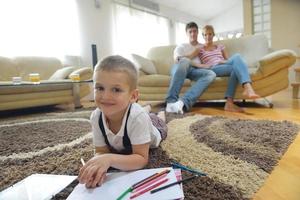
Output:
[78, 154, 111, 188]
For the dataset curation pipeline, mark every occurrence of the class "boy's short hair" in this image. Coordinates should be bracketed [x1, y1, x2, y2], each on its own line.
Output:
[202, 25, 215, 36]
[185, 22, 198, 32]
[94, 55, 138, 90]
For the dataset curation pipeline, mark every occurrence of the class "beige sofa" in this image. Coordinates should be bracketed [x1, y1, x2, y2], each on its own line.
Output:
[134, 35, 296, 104]
[0, 56, 93, 111]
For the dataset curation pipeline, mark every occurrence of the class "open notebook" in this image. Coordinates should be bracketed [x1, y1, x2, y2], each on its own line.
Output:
[0, 174, 77, 200]
[67, 167, 184, 200]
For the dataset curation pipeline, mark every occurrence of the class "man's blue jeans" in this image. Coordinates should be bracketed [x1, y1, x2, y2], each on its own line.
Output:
[166, 58, 216, 111]
[210, 53, 251, 98]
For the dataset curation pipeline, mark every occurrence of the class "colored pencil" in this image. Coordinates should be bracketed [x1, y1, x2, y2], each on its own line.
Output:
[132, 169, 170, 189]
[131, 172, 158, 189]
[150, 175, 198, 194]
[116, 168, 170, 200]
[132, 173, 168, 193]
[130, 178, 169, 199]
[171, 162, 206, 176]
[116, 187, 132, 200]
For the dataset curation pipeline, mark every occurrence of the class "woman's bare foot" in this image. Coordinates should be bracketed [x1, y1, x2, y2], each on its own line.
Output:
[242, 83, 260, 99]
[243, 83, 260, 99]
[224, 101, 244, 113]
[242, 90, 260, 99]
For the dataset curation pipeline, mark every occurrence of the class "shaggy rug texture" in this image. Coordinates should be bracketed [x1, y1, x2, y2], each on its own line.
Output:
[0, 110, 299, 200]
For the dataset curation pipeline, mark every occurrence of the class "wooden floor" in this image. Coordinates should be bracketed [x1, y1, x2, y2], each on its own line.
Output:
[82, 87, 300, 200]
[189, 88, 300, 200]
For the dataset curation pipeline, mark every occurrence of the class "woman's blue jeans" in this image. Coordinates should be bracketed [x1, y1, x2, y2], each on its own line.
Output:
[166, 58, 216, 111]
[210, 53, 251, 98]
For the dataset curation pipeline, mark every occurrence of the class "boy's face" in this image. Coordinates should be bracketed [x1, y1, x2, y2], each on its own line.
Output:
[186, 27, 198, 43]
[93, 70, 138, 119]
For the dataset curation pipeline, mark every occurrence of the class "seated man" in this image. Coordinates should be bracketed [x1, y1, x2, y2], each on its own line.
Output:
[165, 22, 216, 114]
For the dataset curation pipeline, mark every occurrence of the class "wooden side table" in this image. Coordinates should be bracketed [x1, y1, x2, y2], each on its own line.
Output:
[72, 82, 82, 108]
[295, 65, 300, 82]
[291, 66, 300, 99]
[72, 79, 93, 108]
[292, 82, 300, 99]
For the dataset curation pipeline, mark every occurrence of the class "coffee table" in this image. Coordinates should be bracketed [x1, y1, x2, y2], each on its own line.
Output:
[0, 79, 93, 110]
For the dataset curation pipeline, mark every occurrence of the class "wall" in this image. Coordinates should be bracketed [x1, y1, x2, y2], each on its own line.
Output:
[207, 1, 243, 34]
[271, 0, 300, 82]
[76, 0, 113, 67]
[75, 0, 205, 67]
[243, 0, 300, 83]
[243, 0, 252, 35]
[158, 4, 205, 26]
[271, 0, 300, 51]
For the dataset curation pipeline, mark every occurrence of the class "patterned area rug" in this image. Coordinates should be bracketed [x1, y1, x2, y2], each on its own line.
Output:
[0, 110, 299, 200]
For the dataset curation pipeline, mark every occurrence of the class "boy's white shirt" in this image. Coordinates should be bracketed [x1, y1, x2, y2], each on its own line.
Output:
[173, 43, 202, 64]
[90, 103, 161, 151]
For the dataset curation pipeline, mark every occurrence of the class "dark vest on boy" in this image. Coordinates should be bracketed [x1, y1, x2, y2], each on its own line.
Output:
[98, 106, 132, 155]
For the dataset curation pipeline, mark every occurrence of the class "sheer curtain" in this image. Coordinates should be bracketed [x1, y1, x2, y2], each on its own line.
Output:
[113, 4, 170, 57]
[175, 21, 186, 44]
[0, 0, 80, 58]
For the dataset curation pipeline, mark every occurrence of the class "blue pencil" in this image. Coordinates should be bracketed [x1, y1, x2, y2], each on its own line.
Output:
[171, 162, 207, 176]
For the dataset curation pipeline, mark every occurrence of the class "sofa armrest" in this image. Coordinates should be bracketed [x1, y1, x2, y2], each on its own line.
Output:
[68, 67, 93, 81]
[48, 66, 80, 80]
[258, 49, 297, 76]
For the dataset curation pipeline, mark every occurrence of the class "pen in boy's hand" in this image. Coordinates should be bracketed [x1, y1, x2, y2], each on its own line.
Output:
[81, 158, 85, 166]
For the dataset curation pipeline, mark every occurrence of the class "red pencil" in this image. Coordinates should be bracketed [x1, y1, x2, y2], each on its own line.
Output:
[132, 173, 168, 193]
[130, 178, 169, 199]
[132, 169, 170, 189]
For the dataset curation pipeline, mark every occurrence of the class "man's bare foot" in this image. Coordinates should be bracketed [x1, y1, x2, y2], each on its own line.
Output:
[224, 102, 245, 112]
[243, 83, 260, 99]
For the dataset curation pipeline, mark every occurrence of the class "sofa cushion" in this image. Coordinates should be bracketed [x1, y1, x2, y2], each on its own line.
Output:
[132, 54, 157, 74]
[147, 46, 176, 75]
[0, 56, 18, 81]
[49, 66, 80, 80]
[138, 74, 190, 87]
[216, 34, 269, 68]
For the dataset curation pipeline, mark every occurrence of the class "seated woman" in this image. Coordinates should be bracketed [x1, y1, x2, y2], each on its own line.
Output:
[194, 25, 260, 112]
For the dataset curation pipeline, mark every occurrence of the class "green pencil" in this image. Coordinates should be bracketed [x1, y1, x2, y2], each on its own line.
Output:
[116, 187, 132, 200]
[116, 168, 170, 199]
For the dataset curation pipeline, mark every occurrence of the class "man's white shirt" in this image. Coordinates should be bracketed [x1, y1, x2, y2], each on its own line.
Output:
[173, 43, 202, 65]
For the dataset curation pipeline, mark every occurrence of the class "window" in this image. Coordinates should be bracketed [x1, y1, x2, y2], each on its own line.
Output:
[215, 29, 243, 41]
[0, 0, 80, 58]
[113, 3, 170, 57]
[175, 21, 186, 44]
[252, 0, 271, 45]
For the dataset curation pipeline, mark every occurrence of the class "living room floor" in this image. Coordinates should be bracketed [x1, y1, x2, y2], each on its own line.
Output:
[79, 87, 300, 200]
[188, 88, 300, 200]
